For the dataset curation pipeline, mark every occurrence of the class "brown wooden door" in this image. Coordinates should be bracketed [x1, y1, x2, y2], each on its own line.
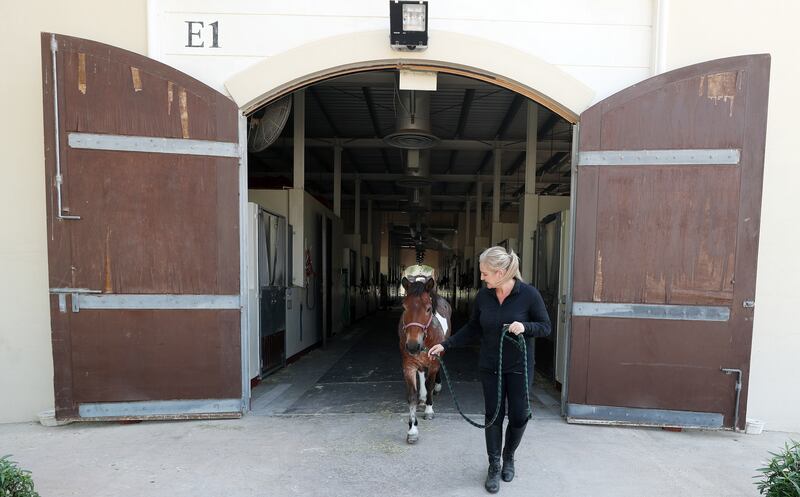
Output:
[41, 33, 243, 420]
[567, 55, 770, 430]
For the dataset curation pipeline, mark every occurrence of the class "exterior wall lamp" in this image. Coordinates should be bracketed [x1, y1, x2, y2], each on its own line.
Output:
[390, 1, 428, 51]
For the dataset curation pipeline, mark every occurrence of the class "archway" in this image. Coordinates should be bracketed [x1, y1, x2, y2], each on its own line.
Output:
[225, 30, 594, 120]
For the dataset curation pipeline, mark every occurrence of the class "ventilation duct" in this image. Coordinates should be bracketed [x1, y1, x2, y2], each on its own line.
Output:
[408, 187, 432, 211]
[384, 90, 439, 149]
[397, 149, 432, 189]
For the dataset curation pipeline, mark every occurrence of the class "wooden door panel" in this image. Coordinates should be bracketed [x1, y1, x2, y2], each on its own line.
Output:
[65, 149, 239, 294]
[568, 55, 770, 429]
[593, 166, 739, 306]
[70, 310, 240, 402]
[42, 33, 242, 420]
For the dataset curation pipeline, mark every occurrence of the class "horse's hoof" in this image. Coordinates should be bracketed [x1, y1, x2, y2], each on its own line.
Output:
[407, 434, 419, 444]
[433, 384, 442, 395]
[424, 412, 435, 421]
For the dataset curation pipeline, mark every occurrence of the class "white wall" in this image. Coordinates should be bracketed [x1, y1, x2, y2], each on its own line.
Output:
[664, 0, 800, 433]
[0, 0, 149, 423]
[2, 1, 798, 432]
[250, 190, 344, 358]
[149, 0, 653, 103]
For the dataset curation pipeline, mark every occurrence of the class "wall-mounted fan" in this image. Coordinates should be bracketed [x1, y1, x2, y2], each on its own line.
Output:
[248, 95, 292, 152]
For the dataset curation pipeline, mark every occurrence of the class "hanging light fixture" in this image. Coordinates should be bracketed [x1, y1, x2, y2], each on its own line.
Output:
[390, 1, 428, 51]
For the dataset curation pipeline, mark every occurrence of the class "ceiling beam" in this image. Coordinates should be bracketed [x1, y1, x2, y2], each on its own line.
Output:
[362, 87, 384, 138]
[272, 137, 570, 152]
[496, 94, 525, 141]
[363, 86, 395, 191]
[249, 172, 568, 184]
[503, 151, 526, 176]
[444, 88, 476, 194]
[469, 94, 526, 194]
[309, 87, 342, 137]
[538, 113, 561, 140]
[538, 151, 570, 175]
[454, 89, 475, 139]
[309, 87, 372, 194]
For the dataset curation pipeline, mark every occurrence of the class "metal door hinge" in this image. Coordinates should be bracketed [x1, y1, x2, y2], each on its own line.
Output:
[743, 300, 755, 309]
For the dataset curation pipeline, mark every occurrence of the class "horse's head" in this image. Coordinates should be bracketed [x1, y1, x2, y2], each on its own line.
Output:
[401, 276, 436, 355]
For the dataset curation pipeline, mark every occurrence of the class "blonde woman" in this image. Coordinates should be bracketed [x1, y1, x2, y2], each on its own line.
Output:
[428, 246, 551, 493]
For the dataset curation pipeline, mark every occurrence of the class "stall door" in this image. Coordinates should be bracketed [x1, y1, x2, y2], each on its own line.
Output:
[568, 55, 770, 430]
[41, 33, 242, 420]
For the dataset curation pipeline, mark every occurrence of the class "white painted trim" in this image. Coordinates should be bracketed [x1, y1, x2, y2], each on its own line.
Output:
[238, 114, 251, 413]
[146, 0, 160, 59]
[652, 0, 669, 75]
[224, 30, 594, 120]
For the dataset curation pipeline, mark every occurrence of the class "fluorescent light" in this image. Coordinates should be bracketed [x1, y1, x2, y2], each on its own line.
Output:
[402, 4, 426, 32]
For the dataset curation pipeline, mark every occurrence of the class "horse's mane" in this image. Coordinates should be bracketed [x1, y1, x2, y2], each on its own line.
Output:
[405, 280, 438, 315]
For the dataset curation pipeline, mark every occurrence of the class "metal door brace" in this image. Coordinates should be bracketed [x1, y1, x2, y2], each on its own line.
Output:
[50, 288, 102, 313]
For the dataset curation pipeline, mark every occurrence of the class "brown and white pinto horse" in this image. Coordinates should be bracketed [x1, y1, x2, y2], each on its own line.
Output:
[399, 276, 452, 444]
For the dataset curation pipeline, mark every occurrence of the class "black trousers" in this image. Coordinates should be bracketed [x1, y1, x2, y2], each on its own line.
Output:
[480, 370, 531, 429]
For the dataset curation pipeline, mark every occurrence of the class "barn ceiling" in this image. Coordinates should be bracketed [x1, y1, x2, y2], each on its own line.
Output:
[248, 71, 573, 213]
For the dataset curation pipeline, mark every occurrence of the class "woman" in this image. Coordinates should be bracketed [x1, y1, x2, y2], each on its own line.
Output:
[428, 246, 551, 493]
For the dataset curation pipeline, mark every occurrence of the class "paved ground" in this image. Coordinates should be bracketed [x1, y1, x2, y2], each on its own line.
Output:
[2, 311, 794, 496]
[1, 413, 794, 497]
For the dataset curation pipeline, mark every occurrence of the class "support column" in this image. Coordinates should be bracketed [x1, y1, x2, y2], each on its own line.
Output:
[355, 177, 361, 236]
[474, 180, 483, 287]
[520, 102, 539, 282]
[354, 176, 362, 285]
[464, 197, 471, 252]
[290, 90, 306, 287]
[367, 199, 373, 276]
[491, 148, 503, 244]
[367, 199, 373, 243]
[333, 142, 342, 217]
[475, 180, 482, 238]
[380, 212, 389, 274]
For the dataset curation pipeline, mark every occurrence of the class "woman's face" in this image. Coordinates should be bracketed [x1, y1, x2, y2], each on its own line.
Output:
[479, 263, 506, 289]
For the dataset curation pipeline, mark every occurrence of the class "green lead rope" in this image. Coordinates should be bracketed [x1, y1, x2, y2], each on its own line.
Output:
[431, 324, 532, 429]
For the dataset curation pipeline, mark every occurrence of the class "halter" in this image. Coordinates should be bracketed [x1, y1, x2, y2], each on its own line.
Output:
[402, 313, 434, 341]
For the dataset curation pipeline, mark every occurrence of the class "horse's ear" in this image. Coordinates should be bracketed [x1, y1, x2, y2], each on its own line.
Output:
[425, 277, 435, 293]
[401, 276, 410, 292]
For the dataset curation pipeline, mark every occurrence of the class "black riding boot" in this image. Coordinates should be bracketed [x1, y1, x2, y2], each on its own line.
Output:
[484, 424, 503, 493]
[501, 424, 527, 482]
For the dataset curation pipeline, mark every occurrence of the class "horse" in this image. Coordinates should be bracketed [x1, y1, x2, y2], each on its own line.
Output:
[398, 275, 452, 444]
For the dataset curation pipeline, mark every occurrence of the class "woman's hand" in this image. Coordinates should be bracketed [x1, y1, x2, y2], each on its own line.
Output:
[428, 344, 445, 357]
[508, 322, 525, 335]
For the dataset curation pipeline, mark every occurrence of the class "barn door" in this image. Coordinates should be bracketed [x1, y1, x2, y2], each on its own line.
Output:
[41, 33, 243, 420]
[567, 55, 770, 430]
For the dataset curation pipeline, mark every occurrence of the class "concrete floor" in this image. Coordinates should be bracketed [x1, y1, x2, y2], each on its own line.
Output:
[2, 311, 794, 496]
[1, 414, 794, 497]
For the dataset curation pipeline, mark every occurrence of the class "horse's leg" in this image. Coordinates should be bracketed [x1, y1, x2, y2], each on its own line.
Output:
[417, 370, 428, 405]
[404, 367, 419, 444]
[424, 366, 438, 420]
[434, 370, 442, 394]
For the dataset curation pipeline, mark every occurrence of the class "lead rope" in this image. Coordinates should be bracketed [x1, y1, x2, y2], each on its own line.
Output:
[429, 324, 532, 429]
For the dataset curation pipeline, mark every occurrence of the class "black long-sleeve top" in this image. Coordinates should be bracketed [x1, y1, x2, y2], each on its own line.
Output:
[442, 279, 551, 374]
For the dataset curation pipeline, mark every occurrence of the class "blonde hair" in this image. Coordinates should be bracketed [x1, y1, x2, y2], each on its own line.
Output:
[479, 246, 523, 287]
